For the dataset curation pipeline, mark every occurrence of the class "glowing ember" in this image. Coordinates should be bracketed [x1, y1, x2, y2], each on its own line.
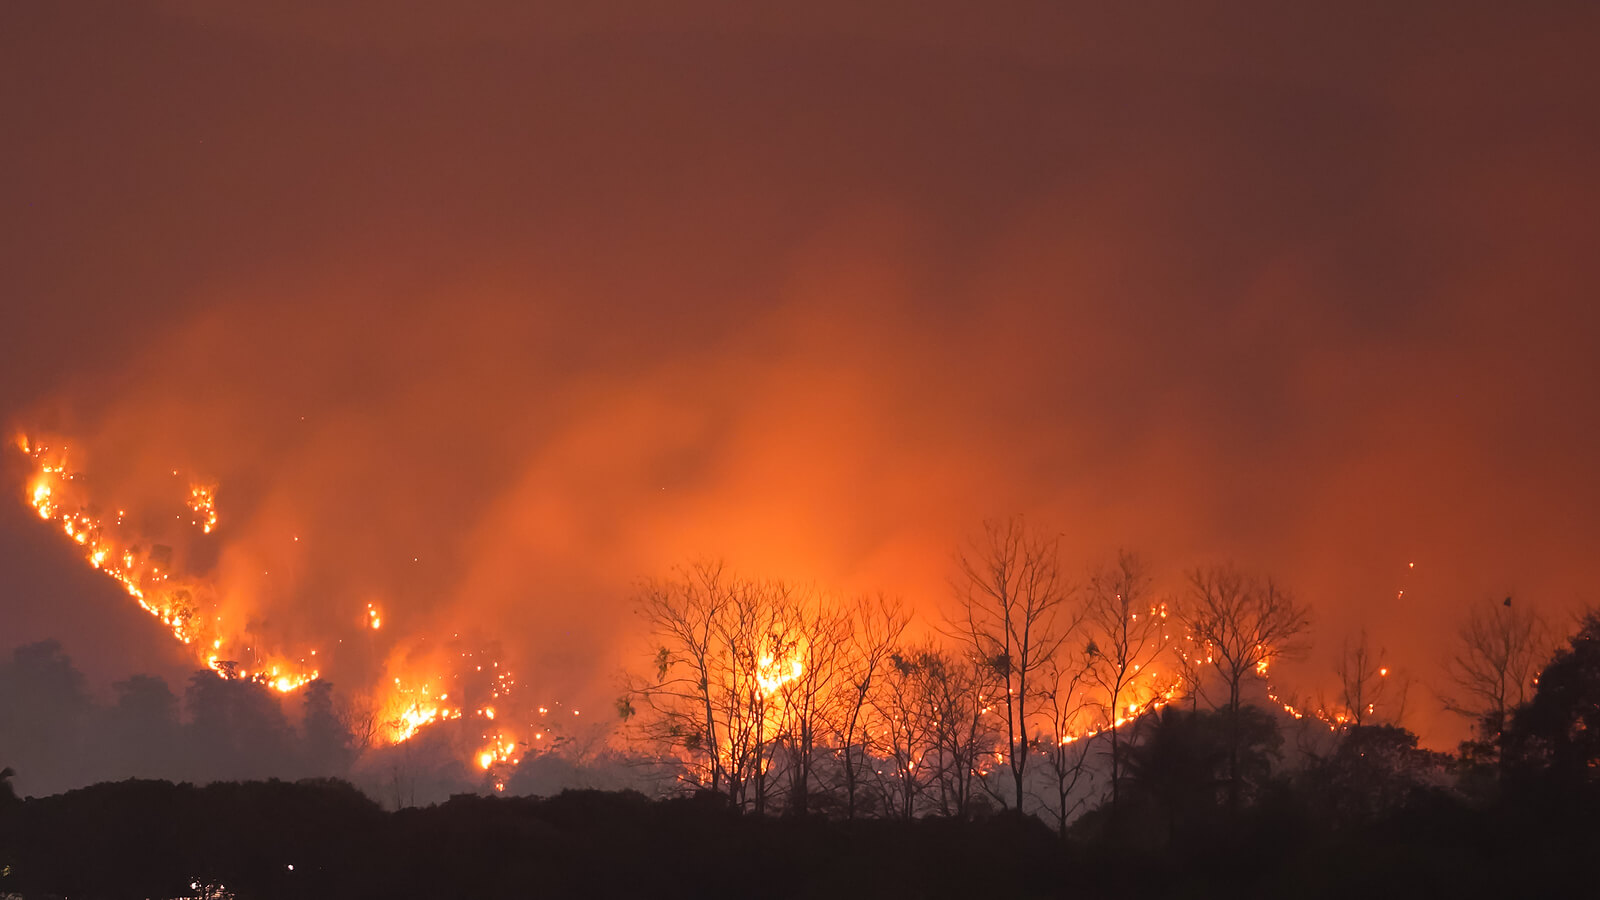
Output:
[476, 739, 517, 770]
[187, 484, 218, 534]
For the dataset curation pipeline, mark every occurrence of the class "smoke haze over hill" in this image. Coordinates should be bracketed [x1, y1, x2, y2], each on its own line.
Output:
[2, 1, 1598, 791]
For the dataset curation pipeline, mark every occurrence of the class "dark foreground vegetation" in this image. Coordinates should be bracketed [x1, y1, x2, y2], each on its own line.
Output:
[6, 537, 1600, 898]
[1, 765, 1597, 900]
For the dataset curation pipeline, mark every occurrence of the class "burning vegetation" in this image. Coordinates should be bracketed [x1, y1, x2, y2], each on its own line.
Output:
[13, 435, 543, 788]
[19, 435, 319, 694]
[1, 431, 1516, 819]
[615, 527, 1346, 822]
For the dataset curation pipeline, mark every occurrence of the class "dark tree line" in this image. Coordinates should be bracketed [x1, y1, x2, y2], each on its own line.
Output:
[7, 517, 1600, 897]
[3, 611, 1599, 897]
[0, 640, 357, 797]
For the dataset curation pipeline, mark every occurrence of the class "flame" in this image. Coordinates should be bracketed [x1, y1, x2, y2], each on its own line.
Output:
[16, 437, 317, 693]
[16, 433, 561, 758]
[17, 429, 1353, 786]
[756, 651, 804, 696]
[381, 676, 462, 743]
[187, 484, 217, 534]
[476, 739, 517, 770]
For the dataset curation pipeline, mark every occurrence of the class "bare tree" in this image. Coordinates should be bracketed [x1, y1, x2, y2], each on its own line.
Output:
[1082, 551, 1169, 817]
[711, 577, 800, 814]
[622, 560, 795, 808]
[1441, 596, 1552, 743]
[337, 695, 382, 757]
[1333, 629, 1407, 728]
[771, 589, 851, 815]
[919, 649, 992, 818]
[1171, 634, 1210, 712]
[1179, 564, 1311, 810]
[624, 564, 881, 814]
[952, 517, 1078, 811]
[870, 646, 941, 822]
[621, 560, 734, 796]
[829, 593, 907, 820]
[1038, 649, 1095, 835]
[1180, 565, 1311, 715]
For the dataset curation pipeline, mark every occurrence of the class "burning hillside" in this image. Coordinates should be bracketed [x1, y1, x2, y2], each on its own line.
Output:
[13, 433, 545, 786]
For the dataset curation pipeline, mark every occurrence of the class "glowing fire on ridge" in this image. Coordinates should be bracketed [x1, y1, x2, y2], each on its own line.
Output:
[16, 430, 1332, 790]
[15, 433, 557, 772]
[16, 435, 319, 693]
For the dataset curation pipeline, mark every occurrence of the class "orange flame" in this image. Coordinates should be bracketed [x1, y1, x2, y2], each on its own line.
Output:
[16, 436, 317, 694]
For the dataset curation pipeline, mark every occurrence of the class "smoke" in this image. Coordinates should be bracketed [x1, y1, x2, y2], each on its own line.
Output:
[2, 0, 1598, 773]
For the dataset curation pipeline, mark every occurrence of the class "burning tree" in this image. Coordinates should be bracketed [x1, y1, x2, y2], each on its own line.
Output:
[952, 517, 1079, 812]
[621, 562, 820, 812]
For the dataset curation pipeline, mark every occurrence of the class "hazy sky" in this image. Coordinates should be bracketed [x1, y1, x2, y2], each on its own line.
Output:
[3, 1, 1598, 752]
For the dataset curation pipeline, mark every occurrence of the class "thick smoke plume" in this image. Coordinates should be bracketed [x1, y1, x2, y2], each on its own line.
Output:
[2, 1, 1598, 790]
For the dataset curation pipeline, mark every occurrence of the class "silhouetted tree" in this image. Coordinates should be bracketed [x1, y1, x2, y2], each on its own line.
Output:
[1500, 611, 1600, 791]
[830, 593, 907, 820]
[1300, 724, 1451, 826]
[1116, 706, 1281, 846]
[1178, 565, 1309, 810]
[339, 695, 383, 757]
[302, 681, 354, 777]
[184, 671, 297, 782]
[1038, 647, 1094, 836]
[105, 674, 181, 779]
[870, 646, 942, 822]
[771, 591, 850, 816]
[1332, 629, 1406, 728]
[622, 560, 738, 797]
[1442, 596, 1551, 756]
[623, 562, 821, 812]
[0, 640, 92, 795]
[0, 765, 15, 891]
[919, 649, 991, 818]
[1082, 551, 1169, 818]
[953, 517, 1078, 812]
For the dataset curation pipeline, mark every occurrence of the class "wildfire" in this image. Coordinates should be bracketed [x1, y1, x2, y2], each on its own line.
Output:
[477, 739, 517, 770]
[377, 644, 536, 784]
[187, 484, 217, 534]
[756, 651, 804, 696]
[15, 433, 547, 756]
[15, 436, 317, 694]
[382, 675, 464, 742]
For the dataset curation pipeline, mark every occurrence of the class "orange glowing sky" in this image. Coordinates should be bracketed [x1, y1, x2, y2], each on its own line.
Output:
[2, 1, 1598, 751]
